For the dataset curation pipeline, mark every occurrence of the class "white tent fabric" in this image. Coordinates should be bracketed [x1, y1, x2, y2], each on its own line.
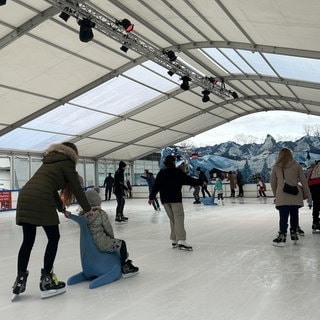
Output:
[0, 0, 320, 160]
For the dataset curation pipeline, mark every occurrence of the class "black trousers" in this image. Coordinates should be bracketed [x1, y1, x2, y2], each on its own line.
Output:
[17, 223, 60, 273]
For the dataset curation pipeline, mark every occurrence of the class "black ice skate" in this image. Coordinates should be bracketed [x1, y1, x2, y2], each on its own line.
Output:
[312, 223, 320, 234]
[178, 240, 193, 251]
[11, 270, 29, 301]
[272, 232, 286, 247]
[122, 260, 139, 278]
[290, 228, 299, 245]
[40, 269, 66, 299]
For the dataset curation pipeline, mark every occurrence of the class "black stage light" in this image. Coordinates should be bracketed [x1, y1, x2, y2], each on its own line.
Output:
[78, 18, 95, 42]
[167, 70, 174, 76]
[166, 50, 177, 62]
[180, 76, 191, 91]
[59, 11, 70, 22]
[120, 45, 129, 53]
[0, 0, 7, 6]
[232, 91, 238, 99]
[117, 19, 134, 32]
[202, 90, 210, 103]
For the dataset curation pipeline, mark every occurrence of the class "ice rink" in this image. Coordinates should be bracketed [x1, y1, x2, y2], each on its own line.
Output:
[1, 197, 319, 320]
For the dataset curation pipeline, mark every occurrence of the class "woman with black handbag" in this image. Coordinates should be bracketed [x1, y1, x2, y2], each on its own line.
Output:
[270, 148, 309, 247]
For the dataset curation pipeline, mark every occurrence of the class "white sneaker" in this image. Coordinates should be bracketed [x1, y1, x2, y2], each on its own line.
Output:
[178, 240, 193, 251]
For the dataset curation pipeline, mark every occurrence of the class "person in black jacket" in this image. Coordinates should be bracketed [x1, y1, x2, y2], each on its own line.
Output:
[103, 173, 114, 201]
[113, 161, 128, 222]
[196, 167, 211, 198]
[148, 155, 205, 251]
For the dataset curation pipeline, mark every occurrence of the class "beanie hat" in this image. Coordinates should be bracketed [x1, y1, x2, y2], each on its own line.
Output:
[196, 167, 201, 171]
[85, 188, 102, 207]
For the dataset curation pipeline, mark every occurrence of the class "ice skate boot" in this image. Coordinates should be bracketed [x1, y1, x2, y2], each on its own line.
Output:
[312, 223, 320, 234]
[11, 270, 29, 301]
[121, 214, 128, 222]
[290, 228, 299, 245]
[40, 269, 66, 299]
[122, 260, 139, 278]
[272, 232, 286, 247]
[115, 214, 122, 223]
[297, 226, 305, 236]
[178, 240, 193, 251]
[171, 241, 178, 248]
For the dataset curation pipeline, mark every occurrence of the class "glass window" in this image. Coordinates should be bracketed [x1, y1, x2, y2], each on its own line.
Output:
[31, 158, 42, 177]
[13, 156, 29, 189]
[0, 156, 11, 190]
[85, 160, 95, 188]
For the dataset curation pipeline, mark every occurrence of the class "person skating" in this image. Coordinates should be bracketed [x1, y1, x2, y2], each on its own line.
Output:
[12, 142, 94, 301]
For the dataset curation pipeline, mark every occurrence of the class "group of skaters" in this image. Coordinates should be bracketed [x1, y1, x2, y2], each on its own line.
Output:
[10, 142, 320, 302]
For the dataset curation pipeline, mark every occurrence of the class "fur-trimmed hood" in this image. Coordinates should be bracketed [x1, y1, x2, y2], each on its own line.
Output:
[44, 143, 79, 163]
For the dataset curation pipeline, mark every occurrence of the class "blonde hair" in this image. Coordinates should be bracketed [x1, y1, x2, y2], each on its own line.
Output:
[275, 148, 293, 167]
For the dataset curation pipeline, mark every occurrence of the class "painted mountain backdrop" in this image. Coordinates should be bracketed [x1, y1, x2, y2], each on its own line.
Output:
[161, 135, 320, 183]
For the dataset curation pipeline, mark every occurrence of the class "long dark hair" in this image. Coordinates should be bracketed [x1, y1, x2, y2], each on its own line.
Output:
[61, 142, 79, 206]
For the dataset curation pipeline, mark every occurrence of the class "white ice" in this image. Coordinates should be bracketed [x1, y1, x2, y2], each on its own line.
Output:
[1, 197, 319, 320]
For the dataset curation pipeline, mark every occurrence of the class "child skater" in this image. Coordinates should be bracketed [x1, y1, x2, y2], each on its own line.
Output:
[79, 188, 139, 277]
[214, 177, 224, 205]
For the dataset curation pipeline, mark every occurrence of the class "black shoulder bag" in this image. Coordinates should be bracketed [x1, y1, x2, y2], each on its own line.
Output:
[282, 168, 299, 195]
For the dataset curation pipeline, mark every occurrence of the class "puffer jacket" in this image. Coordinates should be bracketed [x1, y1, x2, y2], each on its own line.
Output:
[80, 208, 122, 252]
[270, 159, 309, 207]
[16, 143, 91, 226]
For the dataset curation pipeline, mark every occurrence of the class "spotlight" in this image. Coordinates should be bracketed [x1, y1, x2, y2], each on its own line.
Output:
[0, 0, 7, 6]
[232, 91, 238, 99]
[116, 19, 134, 32]
[165, 50, 177, 62]
[120, 45, 129, 53]
[180, 76, 191, 91]
[208, 77, 218, 85]
[202, 90, 210, 103]
[167, 70, 174, 76]
[59, 11, 70, 22]
[78, 18, 95, 42]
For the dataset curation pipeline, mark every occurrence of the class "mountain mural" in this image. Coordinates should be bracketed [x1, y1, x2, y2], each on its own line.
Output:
[161, 135, 320, 183]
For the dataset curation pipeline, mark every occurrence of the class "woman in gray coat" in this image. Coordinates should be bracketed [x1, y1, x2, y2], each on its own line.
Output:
[12, 142, 93, 300]
[270, 148, 309, 247]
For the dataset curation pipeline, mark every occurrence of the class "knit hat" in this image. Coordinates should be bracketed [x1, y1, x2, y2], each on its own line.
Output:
[85, 188, 102, 207]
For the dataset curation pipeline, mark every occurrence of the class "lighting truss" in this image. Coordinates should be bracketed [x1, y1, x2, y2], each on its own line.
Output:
[45, 0, 233, 98]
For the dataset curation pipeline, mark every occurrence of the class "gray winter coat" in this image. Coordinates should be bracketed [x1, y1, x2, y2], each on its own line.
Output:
[80, 208, 122, 253]
[270, 159, 309, 207]
[16, 143, 91, 226]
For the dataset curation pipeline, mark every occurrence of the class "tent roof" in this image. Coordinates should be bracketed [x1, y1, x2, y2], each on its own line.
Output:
[1, 0, 320, 160]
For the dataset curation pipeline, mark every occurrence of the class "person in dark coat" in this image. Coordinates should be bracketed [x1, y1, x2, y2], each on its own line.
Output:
[148, 155, 205, 251]
[196, 167, 211, 198]
[113, 161, 128, 222]
[103, 173, 114, 201]
[141, 169, 160, 211]
[12, 142, 93, 300]
[236, 169, 245, 197]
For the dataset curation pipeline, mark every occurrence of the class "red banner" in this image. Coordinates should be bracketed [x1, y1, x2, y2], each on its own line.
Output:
[0, 191, 11, 210]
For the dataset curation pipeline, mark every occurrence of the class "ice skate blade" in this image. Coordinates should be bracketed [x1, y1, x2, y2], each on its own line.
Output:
[178, 245, 193, 251]
[312, 230, 320, 234]
[41, 287, 66, 299]
[272, 243, 285, 247]
[122, 271, 139, 279]
[11, 294, 18, 302]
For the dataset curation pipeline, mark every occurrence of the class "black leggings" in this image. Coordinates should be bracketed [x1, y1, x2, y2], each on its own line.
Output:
[17, 223, 60, 274]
